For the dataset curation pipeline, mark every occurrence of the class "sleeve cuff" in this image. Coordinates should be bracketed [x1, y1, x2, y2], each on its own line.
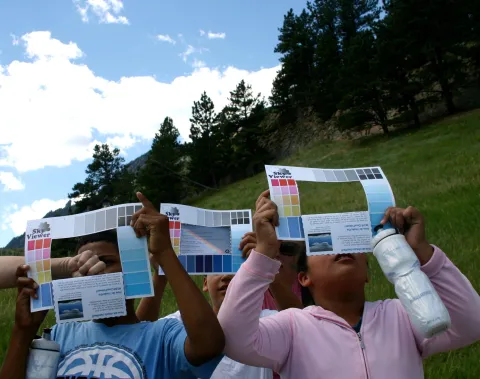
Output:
[420, 245, 447, 278]
[243, 250, 281, 281]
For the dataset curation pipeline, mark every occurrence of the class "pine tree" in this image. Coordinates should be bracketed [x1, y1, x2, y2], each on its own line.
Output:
[137, 117, 184, 206]
[224, 80, 269, 175]
[69, 144, 125, 212]
[189, 92, 221, 187]
[308, 0, 342, 119]
[385, 0, 473, 114]
[271, 9, 316, 114]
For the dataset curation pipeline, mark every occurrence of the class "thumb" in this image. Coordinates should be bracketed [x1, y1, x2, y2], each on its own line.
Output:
[136, 192, 156, 210]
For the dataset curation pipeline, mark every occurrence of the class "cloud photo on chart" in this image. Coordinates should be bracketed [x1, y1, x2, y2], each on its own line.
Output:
[0, 31, 279, 173]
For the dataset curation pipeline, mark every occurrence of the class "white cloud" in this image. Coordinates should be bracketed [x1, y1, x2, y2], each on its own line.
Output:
[10, 34, 20, 46]
[199, 30, 206, 37]
[207, 31, 226, 40]
[156, 34, 176, 45]
[180, 45, 208, 63]
[192, 59, 206, 68]
[0, 172, 24, 191]
[22, 31, 83, 61]
[73, 0, 129, 25]
[1, 198, 68, 235]
[0, 31, 280, 172]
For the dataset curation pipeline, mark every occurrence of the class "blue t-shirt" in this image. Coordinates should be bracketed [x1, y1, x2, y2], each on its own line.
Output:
[51, 319, 222, 379]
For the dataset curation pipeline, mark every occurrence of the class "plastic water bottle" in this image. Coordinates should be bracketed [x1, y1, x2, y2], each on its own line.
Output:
[372, 227, 451, 338]
[26, 328, 60, 379]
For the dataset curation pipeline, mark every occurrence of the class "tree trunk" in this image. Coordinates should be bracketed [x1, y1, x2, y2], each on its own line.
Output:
[434, 47, 456, 115]
[374, 93, 389, 135]
[380, 123, 389, 135]
[408, 97, 421, 128]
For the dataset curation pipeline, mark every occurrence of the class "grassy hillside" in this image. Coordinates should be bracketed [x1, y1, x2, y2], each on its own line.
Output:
[1, 110, 480, 377]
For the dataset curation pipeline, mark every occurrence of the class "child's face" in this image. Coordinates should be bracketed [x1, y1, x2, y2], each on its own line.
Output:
[300, 253, 368, 293]
[77, 242, 122, 274]
[203, 274, 235, 311]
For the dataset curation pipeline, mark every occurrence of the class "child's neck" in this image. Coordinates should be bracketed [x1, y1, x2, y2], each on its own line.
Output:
[315, 293, 365, 327]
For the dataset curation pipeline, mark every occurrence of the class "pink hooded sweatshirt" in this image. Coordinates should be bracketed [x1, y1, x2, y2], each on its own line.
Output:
[218, 246, 480, 379]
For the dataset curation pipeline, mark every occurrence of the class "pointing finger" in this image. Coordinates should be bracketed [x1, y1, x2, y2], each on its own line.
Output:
[136, 192, 156, 211]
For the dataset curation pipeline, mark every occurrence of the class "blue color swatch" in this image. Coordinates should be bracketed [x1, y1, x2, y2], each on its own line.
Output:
[177, 254, 236, 274]
[277, 217, 305, 240]
[361, 178, 395, 234]
[31, 283, 53, 310]
[117, 226, 153, 299]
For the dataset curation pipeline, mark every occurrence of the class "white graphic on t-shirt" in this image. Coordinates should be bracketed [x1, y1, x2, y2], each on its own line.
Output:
[57, 343, 145, 379]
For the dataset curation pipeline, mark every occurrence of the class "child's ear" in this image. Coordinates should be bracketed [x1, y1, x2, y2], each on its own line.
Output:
[298, 271, 311, 288]
[202, 276, 208, 293]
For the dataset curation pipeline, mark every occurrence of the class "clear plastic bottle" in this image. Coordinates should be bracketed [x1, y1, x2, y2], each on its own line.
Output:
[26, 328, 60, 379]
[372, 227, 451, 338]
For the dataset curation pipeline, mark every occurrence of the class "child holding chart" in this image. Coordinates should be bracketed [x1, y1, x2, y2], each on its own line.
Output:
[1, 193, 224, 379]
[218, 190, 480, 379]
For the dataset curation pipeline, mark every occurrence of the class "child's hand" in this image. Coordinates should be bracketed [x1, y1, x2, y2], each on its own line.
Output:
[239, 232, 257, 259]
[381, 206, 433, 265]
[15, 265, 48, 334]
[67, 250, 106, 278]
[253, 190, 280, 259]
[131, 192, 173, 262]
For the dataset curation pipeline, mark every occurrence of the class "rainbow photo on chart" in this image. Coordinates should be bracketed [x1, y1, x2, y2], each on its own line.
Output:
[161, 203, 252, 275]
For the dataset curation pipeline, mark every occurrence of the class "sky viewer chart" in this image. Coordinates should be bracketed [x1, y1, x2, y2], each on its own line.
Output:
[265, 165, 395, 241]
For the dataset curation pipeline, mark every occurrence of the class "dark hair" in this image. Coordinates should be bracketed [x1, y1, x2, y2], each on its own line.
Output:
[296, 249, 315, 307]
[279, 241, 304, 257]
[76, 229, 119, 254]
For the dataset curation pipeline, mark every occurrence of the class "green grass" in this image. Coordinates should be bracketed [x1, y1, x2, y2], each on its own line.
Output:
[2, 110, 480, 377]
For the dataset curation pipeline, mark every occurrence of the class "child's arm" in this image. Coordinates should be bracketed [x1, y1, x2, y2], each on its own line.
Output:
[0, 256, 25, 289]
[381, 207, 480, 357]
[0, 256, 70, 288]
[136, 271, 167, 322]
[132, 193, 224, 365]
[0, 253, 102, 289]
[218, 190, 294, 370]
[0, 265, 48, 379]
[240, 232, 302, 310]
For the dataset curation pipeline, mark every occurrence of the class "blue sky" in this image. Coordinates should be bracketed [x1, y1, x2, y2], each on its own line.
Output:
[0, 0, 306, 247]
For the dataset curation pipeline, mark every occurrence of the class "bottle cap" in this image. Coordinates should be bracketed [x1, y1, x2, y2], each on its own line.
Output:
[31, 331, 60, 352]
[371, 228, 398, 249]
